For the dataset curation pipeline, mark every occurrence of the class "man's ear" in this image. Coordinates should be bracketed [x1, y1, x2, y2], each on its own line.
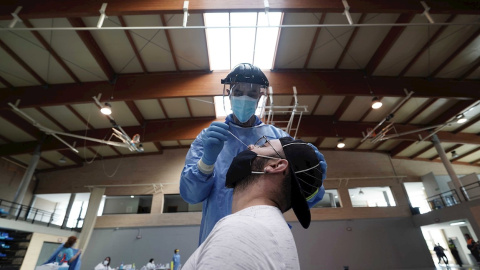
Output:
[226, 88, 231, 96]
[264, 159, 288, 174]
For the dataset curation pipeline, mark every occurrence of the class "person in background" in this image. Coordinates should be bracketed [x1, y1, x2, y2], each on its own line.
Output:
[465, 234, 480, 263]
[94, 256, 114, 270]
[448, 239, 462, 267]
[172, 249, 181, 270]
[183, 137, 324, 269]
[146, 258, 155, 270]
[43, 235, 82, 270]
[180, 63, 327, 245]
[433, 243, 448, 265]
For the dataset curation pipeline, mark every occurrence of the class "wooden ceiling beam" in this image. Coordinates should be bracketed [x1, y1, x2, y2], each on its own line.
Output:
[125, 100, 145, 125]
[408, 144, 434, 159]
[429, 28, 480, 78]
[304, 13, 326, 69]
[2, 116, 479, 157]
[0, 75, 13, 89]
[429, 144, 463, 160]
[67, 18, 116, 82]
[451, 113, 480, 134]
[394, 156, 480, 168]
[2, 0, 479, 20]
[118, 16, 148, 74]
[402, 98, 437, 124]
[109, 145, 123, 156]
[58, 149, 84, 164]
[314, 137, 325, 148]
[335, 13, 365, 69]
[66, 105, 95, 130]
[451, 146, 480, 162]
[398, 15, 456, 77]
[0, 39, 47, 85]
[23, 19, 81, 83]
[358, 96, 382, 122]
[389, 141, 414, 157]
[470, 157, 480, 164]
[365, 13, 415, 75]
[3, 70, 480, 109]
[334, 96, 354, 121]
[0, 110, 43, 138]
[160, 14, 179, 71]
[36, 107, 69, 132]
[430, 100, 477, 125]
[458, 55, 480, 81]
[154, 142, 164, 154]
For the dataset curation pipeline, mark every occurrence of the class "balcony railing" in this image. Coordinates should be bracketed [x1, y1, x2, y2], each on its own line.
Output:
[425, 181, 480, 211]
[0, 199, 82, 231]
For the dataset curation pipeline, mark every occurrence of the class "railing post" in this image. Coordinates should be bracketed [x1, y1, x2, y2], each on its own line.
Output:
[32, 209, 38, 224]
[47, 212, 53, 227]
[15, 205, 22, 220]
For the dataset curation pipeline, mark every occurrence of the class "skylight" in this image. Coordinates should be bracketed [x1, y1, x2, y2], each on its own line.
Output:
[205, 12, 282, 70]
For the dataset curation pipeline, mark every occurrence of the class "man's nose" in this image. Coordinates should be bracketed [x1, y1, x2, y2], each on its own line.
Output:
[247, 144, 255, 150]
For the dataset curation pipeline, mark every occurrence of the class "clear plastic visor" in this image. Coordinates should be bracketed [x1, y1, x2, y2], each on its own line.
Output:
[222, 82, 267, 115]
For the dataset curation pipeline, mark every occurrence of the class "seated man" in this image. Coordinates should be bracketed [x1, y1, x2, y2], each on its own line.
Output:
[183, 137, 324, 269]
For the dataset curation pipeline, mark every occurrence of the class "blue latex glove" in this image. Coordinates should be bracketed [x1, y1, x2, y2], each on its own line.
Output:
[308, 143, 327, 181]
[306, 143, 328, 208]
[201, 122, 230, 165]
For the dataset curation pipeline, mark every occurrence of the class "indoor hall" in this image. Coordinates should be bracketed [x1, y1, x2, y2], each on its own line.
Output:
[0, 1, 479, 270]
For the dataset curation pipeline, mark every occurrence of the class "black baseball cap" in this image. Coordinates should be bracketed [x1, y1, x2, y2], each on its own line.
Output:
[279, 137, 323, 229]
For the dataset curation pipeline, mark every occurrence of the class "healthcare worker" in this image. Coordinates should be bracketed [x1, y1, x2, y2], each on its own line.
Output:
[172, 249, 181, 270]
[180, 63, 327, 244]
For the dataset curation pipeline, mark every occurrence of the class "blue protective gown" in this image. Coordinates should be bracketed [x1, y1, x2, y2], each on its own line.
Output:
[44, 243, 81, 270]
[180, 114, 325, 245]
[172, 253, 181, 270]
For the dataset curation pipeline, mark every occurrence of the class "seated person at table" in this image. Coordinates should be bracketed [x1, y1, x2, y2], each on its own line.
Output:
[94, 256, 113, 270]
[146, 258, 156, 270]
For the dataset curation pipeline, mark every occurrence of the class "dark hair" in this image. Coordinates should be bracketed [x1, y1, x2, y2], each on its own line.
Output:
[174, 249, 179, 253]
[149, 258, 154, 263]
[233, 156, 269, 193]
[104, 257, 111, 266]
[64, 236, 77, 248]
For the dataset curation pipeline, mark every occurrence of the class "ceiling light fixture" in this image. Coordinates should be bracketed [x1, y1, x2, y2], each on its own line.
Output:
[450, 221, 465, 226]
[451, 151, 459, 159]
[359, 189, 364, 195]
[337, 139, 345, 149]
[58, 156, 67, 164]
[100, 102, 112, 115]
[456, 114, 467, 124]
[371, 97, 383, 109]
[130, 195, 135, 198]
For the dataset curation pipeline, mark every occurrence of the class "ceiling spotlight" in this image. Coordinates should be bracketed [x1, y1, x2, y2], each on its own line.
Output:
[130, 195, 135, 198]
[456, 114, 467, 124]
[337, 139, 345, 149]
[451, 151, 459, 159]
[359, 189, 364, 195]
[58, 156, 66, 164]
[371, 97, 383, 109]
[100, 102, 112, 115]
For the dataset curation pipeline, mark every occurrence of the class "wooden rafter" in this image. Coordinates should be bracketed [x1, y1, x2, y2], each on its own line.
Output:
[334, 96, 354, 121]
[40, 156, 58, 168]
[109, 145, 123, 156]
[66, 105, 94, 130]
[371, 140, 387, 151]
[0, 75, 13, 88]
[429, 28, 480, 78]
[310, 96, 323, 115]
[365, 14, 415, 75]
[185, 98, 193, 117]
[430, 100, 477, 125]
[471, 157, 480, 164]
[160, 14, 179, 71]
[409, 144, 434, 159]
[154, 142, 164, 154]
[314, 137, 325, 147]
[118, 16, 148, 73]
[36, 107, 68, 132]
[452, 113, 480, 134]
[157, 99, 169, 119]
[67, 17, 116, 82]
[390, 141, 414, 157]
[304, 13, 326, 69]
[398, 15, 456, 77]
[402, 98, 437, 124]
[458, 55, 480, 80]
[335, 13, 366, 69]
[125, 100, 145, 125]
[0, 39, 47, 85]
[429, 144, 462, 160]
[58, 149, 84, 164]
[0, 110, 42, 138]
[451, 146, 480, 162]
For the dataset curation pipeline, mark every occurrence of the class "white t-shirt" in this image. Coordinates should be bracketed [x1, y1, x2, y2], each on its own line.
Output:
[94, 263, 114, 270]
[183, 205, 300, 270]
[146, 262, 156, 270]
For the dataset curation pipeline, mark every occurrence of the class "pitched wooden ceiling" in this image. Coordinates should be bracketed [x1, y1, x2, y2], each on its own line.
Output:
[0, 0, 479, 172]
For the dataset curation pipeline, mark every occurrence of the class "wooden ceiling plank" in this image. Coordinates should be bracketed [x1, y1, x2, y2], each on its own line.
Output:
[430, 100, 477, 125]
[452, 113, 480, 134]
[118, 16, 148, 73]
[0, 39, 47, 85]
[160, 14, 179, 71]
[429, 143, 463, 160]
[304, 13, 326, 69]
[40, 156, 58, 168]
[67, 17, 115, 82]
[451, 146, 480, 162]
[409, 144, 434, 159]
[36, 107, 69, 132]
[335, 13, 366, 70]
[365, 13, 415, 75]
[23, 19, 81, 83]
[125, 100, 145, 125]
[470, 157, 480, 164]
[157, 99, 169, 119]
[390, 141, 415, 157]
[458, 55, 480, 81]
[58, 149, 84, 164]
[66, 105, 95, 130]
[398, 14, 456, 77]
[402, 98, 438, 124]
[0, 75, 13, 89]
[185, 98, 193, 117]
[358, 96, 383, 122]
[334, 96, 354, 121]
[310, 96, 323, 115]
[429, 27, 480, 78]
[3, 71, 480, 109]
[2, 0, 479, 20]
[154, 142, 164, 154]
[0, 110, 42, 138]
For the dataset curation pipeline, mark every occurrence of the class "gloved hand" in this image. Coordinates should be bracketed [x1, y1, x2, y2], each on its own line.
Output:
[201, 122, 230, 165]
[306, 143, 327, 208]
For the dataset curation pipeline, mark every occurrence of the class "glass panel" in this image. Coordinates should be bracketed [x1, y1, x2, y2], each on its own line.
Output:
[205, 13, 230, 70]
[163, 194, 202, 213]
[102, 195, 152, 215]
[348, 187, 396, 207]
[254, 12, 282, 69]
[312, 189, 341, 208]
[404, 182, 431, 214]
[230, 13, 257, 67]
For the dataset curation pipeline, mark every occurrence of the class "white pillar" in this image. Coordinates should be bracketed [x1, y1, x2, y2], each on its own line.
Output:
[78, 188, 105, 252]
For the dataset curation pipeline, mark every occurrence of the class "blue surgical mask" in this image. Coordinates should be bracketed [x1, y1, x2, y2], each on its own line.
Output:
[231, 96, 258, 123]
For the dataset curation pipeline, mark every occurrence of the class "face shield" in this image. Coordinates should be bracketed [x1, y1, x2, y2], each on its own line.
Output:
[222, 82, 268, 123]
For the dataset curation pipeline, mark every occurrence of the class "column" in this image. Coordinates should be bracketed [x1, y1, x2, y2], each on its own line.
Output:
[329, 193, 337, 208]
[431, 134, 465, 202]
[338, 188, 353, 208]
[151, 192, 164, 214]
[383, 191, 391, 206]
[62, 193, 76, 229]
[77, 187, 105, 252]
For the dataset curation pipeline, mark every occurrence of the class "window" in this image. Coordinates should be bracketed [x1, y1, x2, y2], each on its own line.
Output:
[348, 187, 396, 207]
[163, 194, 202, 213]
[102, 195, 152, 215]
[313, 189, 341, 208]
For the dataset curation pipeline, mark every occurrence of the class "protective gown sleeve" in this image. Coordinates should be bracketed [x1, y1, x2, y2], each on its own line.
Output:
[180, 129, 216, 204]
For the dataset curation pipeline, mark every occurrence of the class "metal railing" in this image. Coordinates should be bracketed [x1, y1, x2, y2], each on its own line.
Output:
[426, 189, 461, 210]
[0, 199, 82, 231]
[461, 181, 480, 201]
